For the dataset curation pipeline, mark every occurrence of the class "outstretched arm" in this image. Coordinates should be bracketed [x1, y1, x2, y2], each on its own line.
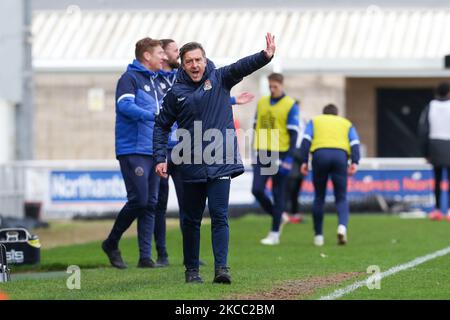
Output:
[220, 33, 276, 89]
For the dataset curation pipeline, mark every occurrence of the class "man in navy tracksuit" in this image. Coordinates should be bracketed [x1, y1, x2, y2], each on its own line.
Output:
[153, 39, 254, 267]
[101, 38, 168, 269]
[154, 33, 276, 284]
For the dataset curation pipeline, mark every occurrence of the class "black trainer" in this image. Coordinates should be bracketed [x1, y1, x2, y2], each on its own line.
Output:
[213, 267, 231, 284]
[101, 240, 127, 269]
[185, 269, 203, 283]
[156, 256, 169, 267]
[137, 258, 156, 268]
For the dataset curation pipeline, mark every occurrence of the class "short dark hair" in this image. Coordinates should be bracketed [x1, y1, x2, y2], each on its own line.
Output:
[268, 73, 284, 84]
[160, 39, 175, 50]
[135, 37, 162, 61]
[323, 104, 338, 115]
[436, 82, 450, 98]
[179, 42, 205, 63]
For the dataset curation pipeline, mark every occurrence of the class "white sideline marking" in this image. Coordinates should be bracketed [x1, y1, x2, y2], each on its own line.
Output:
[319, 246, 450, 300]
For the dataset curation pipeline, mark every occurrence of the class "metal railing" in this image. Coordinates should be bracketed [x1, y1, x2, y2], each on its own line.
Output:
[0, 163, 25, 219]
[0, 191, 25, 218]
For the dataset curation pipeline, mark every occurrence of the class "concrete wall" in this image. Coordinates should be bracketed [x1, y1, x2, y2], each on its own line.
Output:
[34, 72, 345, 160]
[34, 73, 119, 159]
[0, 0, 23, 103]
[0, 100, 16, 163]
[283, 74, 346, 121]
[232, 73, 346, 129]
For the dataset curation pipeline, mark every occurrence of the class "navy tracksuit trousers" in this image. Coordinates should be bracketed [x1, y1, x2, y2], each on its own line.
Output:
[154, 152, 185, 258]
[311, 149, 350, 235]
[105, 154, 159, 260]
[182, 177, 231, 270]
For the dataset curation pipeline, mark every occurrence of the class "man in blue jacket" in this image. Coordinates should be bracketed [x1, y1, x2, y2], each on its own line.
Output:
[154, 33, 276, 284]
[101, 38, 168, 269]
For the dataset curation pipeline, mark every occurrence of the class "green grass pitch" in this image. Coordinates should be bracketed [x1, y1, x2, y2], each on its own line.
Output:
[2, 214, 450, 300]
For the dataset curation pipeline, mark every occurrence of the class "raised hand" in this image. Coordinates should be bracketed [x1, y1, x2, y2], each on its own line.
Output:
[235, 92, 255, 105]
[263, 32, 276, 59]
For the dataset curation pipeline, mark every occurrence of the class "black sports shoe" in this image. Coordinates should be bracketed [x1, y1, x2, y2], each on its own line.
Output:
[213, 267, 231, 284]
[137, 258, 156, 268]
[156, 256, 169, 267]
[185, 269, 203, 283]
[101, 240, 127, 269]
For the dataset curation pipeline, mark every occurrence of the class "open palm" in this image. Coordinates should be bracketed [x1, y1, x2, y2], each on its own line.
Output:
[264, 32, 276, 59]
[235, 92, 255, 105]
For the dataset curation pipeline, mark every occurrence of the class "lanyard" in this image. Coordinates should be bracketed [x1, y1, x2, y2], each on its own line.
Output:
[150, 76, 160, 115]
[166, 73, 176, 87]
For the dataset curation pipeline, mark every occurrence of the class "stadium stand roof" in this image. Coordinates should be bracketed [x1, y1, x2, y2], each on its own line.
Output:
[33, 8, 450, 75]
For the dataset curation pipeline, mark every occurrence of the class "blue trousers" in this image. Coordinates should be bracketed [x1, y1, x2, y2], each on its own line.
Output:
[106, 155, 159, 259]
[252, 162, 288, 232]
[182, 178, 231, 269]
[154, 154, 185, 258]
[311, 149, 350, 235]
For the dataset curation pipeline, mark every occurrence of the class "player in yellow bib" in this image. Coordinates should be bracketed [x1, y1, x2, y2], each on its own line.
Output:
[299, 104, 360, 246]
[252, 73, 300, 245]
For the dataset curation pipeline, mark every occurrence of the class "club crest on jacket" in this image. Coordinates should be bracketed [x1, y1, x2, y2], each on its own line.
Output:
[204, 80, 212, 91]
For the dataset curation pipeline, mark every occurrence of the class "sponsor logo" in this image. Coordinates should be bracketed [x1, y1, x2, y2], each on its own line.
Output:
[177, 96, 186, 102]
[50, 171, 127, 202]
[6, 250, 24, 264]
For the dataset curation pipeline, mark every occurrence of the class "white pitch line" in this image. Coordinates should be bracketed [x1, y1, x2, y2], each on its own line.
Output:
[319, 246, 450, 300]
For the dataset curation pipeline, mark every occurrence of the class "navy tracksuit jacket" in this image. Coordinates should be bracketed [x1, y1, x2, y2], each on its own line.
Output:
[153, 51, 272, 269]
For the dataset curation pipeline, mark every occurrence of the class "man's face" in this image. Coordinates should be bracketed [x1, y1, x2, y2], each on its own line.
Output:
[269, 80, 283, 98]
[182, 49, 206, 83]
[164, 42, 180, 69]
[143, 45, 165, 71]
